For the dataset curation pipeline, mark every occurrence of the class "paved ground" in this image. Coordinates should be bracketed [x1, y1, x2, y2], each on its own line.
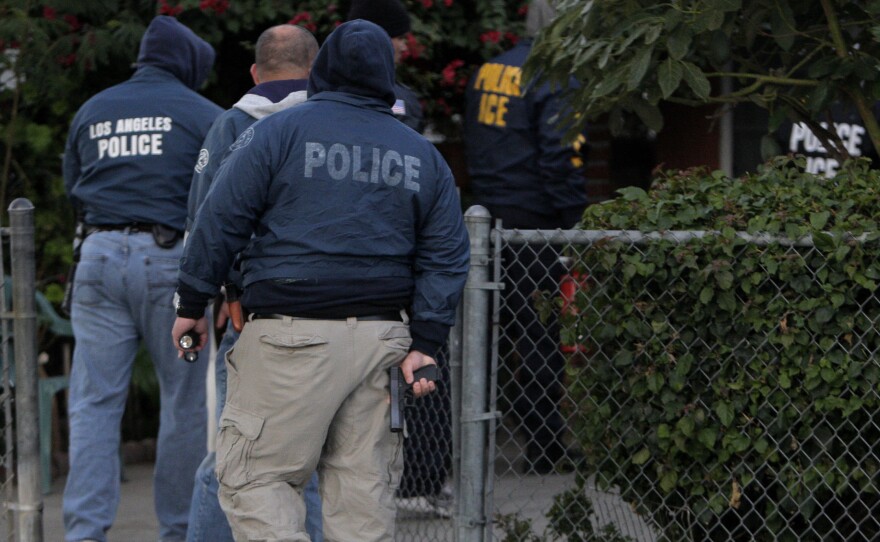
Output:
[38, 461, 655, 542]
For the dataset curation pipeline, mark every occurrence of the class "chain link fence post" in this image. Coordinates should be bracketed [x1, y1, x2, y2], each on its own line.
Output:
[9, 198, 42, 542]
[456, 206, 493, 542]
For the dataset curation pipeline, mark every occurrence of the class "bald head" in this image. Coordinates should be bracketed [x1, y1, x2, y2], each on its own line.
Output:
[252, 24, 319, 83]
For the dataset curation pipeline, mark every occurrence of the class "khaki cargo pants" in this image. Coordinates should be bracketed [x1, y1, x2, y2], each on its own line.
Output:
[215, 313, 410, 541]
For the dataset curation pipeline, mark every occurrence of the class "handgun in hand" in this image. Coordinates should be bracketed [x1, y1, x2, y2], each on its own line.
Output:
[389, 364, 438, 433]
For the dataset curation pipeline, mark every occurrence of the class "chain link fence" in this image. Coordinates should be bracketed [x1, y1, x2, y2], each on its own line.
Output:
[482, 223, 880, 541]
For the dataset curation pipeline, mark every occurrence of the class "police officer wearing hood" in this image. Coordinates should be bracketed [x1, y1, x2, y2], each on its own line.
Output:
[62, 15, 221, 542]
[172, 19, 469, 541]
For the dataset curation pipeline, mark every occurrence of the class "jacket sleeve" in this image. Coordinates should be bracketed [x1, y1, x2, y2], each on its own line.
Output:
[177, 124, 274, 309]
[533, 82, 589, 225]
[186, 113, 241, 232]
[62, 116, 83, 209]
[409, 159, 470, 355]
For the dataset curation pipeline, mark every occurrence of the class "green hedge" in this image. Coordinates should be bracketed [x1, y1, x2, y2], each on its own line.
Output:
[566, 157, 880, 540]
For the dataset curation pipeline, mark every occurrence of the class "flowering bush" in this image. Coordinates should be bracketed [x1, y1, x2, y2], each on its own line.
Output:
[0, 0, 526, 293]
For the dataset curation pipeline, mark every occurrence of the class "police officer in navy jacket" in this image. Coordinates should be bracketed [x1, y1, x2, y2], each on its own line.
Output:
[172, 20, 469, 541]
[464, 0, 588, 475]
[62, 15, 221, 542]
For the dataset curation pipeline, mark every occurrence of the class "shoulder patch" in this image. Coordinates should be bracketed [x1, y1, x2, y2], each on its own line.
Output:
[230, 126, 255, 152]
[392, 99, 407, 116]
[194, 148, 209, 173]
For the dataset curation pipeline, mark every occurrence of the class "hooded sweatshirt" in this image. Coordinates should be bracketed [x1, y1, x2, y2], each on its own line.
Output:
[177, 20, 469, 355]
[63, 15, 222, 230]
[187, 79, 310, 230]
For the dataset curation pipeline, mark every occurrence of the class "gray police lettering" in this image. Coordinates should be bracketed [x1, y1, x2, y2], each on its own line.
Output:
[304, 142, 420, 192]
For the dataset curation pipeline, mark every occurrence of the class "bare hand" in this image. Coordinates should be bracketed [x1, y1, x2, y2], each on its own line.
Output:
[399, 350, 437, 398]
[171, 316, 209, 359]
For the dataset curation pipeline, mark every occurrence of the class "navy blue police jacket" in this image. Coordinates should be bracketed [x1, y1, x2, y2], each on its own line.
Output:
[63, 16, 222, 231]
[177, 20, 470, 356]
[463, 39, 588, 228]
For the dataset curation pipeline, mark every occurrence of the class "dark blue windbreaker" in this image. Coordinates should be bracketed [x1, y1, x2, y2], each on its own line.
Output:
[63, 16, 222, 230]
[178, 20, 470, 355]
[463, 40, 588, 227]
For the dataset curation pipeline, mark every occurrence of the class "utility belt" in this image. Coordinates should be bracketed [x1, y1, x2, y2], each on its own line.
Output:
[85, 222, 182, 249]
[248, 311, 405, 323]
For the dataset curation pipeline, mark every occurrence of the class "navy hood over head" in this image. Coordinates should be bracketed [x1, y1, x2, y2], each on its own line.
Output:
[307, 20, 396, 106]
[136, 15, 215, 90]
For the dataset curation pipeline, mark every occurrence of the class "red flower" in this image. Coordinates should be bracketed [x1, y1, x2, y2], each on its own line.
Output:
[441, 59, 465, 87]
[43, 6, 57, 20]
[400, 33, 425, 61]
[288, 12, 317, 32]
[199, 0, 229, 14]
[158, 0, 183, 16]
[422, 0, 433, 7]
[505, 31, 519, 45]
[479, 30, 501, 44]
[64, 14, 81, 31]
[518, 4, 528, 16]
[443, 0, 453, 5]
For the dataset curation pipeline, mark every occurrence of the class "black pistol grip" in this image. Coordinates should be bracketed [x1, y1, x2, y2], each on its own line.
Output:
[410, 364, 439, 387]
[389, 366, 403, 432]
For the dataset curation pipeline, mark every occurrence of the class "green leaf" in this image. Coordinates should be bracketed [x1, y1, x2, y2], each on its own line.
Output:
[770, 1, 796, 51]
[810, 211, 831, 230]
[629, 99, 665, 132]
[618, 186, 649, 201]
[700, 286, 714, 304]
[681, 61, 711, 100]
[658, 58, 684, 98]
[698, 427, 717, 449]
[632, 447, 651, 465]
[666, 29, 691, 60]
[715, 401, 735, 426]
[627, 46, 653, 90]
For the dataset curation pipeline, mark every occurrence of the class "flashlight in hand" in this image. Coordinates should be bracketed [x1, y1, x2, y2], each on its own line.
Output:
[178, 331, 199, 363]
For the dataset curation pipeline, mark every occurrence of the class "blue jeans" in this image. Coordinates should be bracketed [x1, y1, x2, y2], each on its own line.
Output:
[187, 327, 323, 542]
[64, 231, 208, 542]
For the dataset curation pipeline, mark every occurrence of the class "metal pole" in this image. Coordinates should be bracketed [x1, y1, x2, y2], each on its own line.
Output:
[449, 297, 463, 530]
[457, 206, 493, 542]
[9, 198, 42, 542]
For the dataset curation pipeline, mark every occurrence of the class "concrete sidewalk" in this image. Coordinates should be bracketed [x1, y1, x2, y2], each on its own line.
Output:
[44, 463, 159, 542]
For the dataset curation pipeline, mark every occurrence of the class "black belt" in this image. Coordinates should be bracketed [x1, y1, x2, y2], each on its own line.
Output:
[85, 223, 158, 234]
[250, 311, 403, 322]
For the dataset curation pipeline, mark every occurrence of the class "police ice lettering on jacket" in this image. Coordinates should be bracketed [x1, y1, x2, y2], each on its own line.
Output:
[304, 142, 420, 192]
[472, 62, 522, 128]
[89, 116, 173, 160]
[787, 121, 866, 177]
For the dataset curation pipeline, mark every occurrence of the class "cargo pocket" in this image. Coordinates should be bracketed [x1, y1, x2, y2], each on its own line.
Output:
[215, 403, 264, 489]
[378, 324, 412, 352]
